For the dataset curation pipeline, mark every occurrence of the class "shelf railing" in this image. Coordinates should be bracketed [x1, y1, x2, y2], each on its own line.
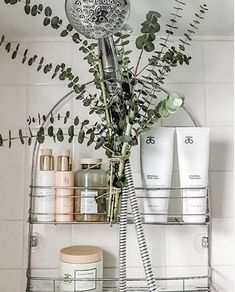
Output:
[28, 186, 210, 226]
[27, 274, 210, 292]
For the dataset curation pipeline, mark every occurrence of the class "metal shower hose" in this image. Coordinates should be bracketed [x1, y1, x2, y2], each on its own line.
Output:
[119, 160, 157, 292]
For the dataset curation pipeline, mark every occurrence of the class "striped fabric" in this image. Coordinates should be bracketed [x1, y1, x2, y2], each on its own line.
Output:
[118, 160, 157, 292]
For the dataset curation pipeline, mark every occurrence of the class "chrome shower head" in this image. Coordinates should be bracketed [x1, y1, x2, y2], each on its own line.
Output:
[65, 0, 130, 39]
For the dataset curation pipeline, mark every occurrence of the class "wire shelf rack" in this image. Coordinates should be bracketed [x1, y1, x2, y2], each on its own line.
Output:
[27, 274, 210, 292]
[26, 89, 212, 291]
[28, 186, 210, 226]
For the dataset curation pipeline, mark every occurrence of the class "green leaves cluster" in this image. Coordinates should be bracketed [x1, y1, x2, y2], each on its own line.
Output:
[136, 11, 161, 52]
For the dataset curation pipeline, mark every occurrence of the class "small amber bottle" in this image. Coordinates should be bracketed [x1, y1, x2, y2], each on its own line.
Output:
[74, 159, 107, 222]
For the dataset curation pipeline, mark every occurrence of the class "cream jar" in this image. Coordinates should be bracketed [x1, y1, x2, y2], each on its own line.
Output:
[60, 245, 103, 292]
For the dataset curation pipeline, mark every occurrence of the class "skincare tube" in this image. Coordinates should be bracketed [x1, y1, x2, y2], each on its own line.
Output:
[176, 128, 210, 223]
[141, 127, 175, 223]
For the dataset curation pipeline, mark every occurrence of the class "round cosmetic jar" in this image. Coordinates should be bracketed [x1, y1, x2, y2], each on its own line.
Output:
[60, 245, 103, 292]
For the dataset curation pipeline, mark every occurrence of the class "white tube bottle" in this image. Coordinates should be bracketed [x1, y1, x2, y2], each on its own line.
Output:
[35, 149, 55, 222]
[55, 150, 74, 222]
[176, 128, 210, 223]
[140, 127, 175, 223]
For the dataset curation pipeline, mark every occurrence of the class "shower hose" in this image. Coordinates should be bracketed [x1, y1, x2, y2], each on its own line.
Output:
[119, 160, 157, 292]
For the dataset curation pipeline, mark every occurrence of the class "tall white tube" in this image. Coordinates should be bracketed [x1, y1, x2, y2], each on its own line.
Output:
[141, 127, 175, 223]
[176, 128, 210, 223]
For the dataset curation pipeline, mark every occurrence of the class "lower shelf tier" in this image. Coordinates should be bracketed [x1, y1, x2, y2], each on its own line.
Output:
[27, 275, 210, 292]
[29, 217, 210, 226]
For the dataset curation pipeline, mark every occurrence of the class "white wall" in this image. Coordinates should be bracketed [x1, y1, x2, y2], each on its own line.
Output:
[0, 36, 233, 291]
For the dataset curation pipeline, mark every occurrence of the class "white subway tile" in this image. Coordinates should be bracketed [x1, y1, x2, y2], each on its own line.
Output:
[165, 41, 204, 84]
[31, 224, 71, 269]
[212, 266, 235, 292]
[126, 225, 166, 267]
[130, 143, 141, 173]
[0, 173, 24, 220]
[25, 269, 59, 291]
[0, 42, 28, 85]
[165, 225, 208, 267]
[206, 83, 234, 126]
[212, 218, 235, 266]
[0, 129, 26, 173]
[72, 224, 119, 268]
[166, 266, 208, 290]
[0, 221, 23, 269]
[27, 85, 72, 121]
[210, 171, 234, 218]
[28, 42, 73, 85]
[204, 41, 234, 83]
[0, 85, 27, 128]
[162, 83, 206, 127]
[210, 127, 234, 171]
[71, 43, 93, 84]
[0, 270, 23, 292]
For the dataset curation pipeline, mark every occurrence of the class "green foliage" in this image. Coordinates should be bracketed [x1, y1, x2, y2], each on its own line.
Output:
[0, 1, 208, 220]
[136, 11, 161, 52]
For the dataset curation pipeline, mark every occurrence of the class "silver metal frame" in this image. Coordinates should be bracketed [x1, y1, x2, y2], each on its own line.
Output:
[28, 275, 210, 292]
[26, 87, 212, 292]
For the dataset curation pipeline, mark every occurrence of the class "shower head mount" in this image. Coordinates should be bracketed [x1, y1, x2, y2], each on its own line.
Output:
[65, 0, 130, 39]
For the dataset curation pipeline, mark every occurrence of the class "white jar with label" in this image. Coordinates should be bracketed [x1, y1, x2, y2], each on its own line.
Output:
[74, 159, 107, 222]
[60, 245, 103, 292]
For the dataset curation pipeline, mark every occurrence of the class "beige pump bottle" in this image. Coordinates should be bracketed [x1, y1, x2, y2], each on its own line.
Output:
[55, 150, 74, 222]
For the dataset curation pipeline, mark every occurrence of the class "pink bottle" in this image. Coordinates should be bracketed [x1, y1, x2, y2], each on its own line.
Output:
[55, 150, 74, 222]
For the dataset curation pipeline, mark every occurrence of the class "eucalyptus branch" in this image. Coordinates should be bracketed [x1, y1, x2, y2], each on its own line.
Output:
[179, 4, 208, 51]
[3, 0, 99, 57]
[0, 36, 86, 93]
[137, 0, 186, 77]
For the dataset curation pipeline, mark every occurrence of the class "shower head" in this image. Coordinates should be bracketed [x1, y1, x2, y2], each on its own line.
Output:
[65, 0, 130, 39]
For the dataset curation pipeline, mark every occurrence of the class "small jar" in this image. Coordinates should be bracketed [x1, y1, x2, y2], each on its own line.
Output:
[74, 159, 107, 222]
[60, 245, 103, 292]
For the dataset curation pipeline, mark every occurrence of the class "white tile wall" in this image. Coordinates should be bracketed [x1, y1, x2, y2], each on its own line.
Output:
[0, 221, 23, 269]
[0, 36, 233, 291]
[210, 171, 234, 218]
[0, 270, 23, 292]
[204, 41, 234, 83]
[206, 83, 234, 126]
[0, 41, 28, 85]
[72, 224, 119, 268]
[0, 85, 27, 128]
[212, 218, 234, 266]
[210, 126, 234, 171]
[212, 266, 235, 292]
[165, 226, 208, 267]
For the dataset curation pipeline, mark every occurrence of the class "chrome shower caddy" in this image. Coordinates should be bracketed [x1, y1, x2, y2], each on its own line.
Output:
[26, 90, 212, 292]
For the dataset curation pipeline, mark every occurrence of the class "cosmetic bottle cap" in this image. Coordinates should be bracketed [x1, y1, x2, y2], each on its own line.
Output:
[59, 149, 70, 157]
[40, 149, 54, 171]
[41, 149, 52, 156]
[58, 150, 71, 171]
[80, 158, 102, 165]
